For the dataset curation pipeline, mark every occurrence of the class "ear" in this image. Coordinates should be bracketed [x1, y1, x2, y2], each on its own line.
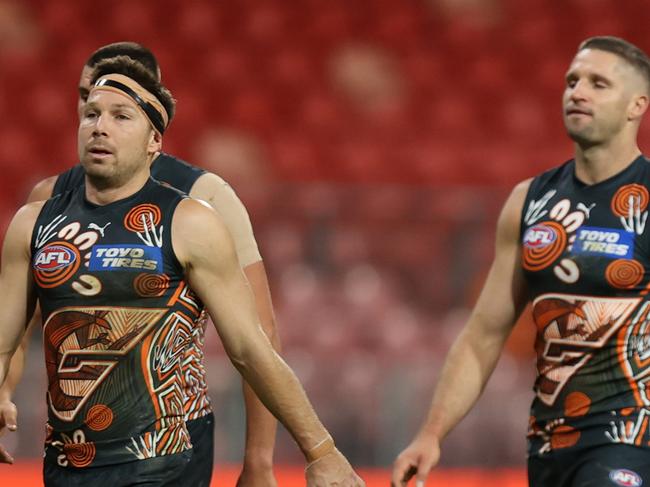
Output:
[147, 129, 162, 155]
[629, 93, 649, 121]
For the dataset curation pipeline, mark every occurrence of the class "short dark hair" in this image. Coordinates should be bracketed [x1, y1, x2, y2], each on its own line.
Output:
[579, 36, 650, 92]
[90, 55, 176, 123]
[86, 42, 160, 81]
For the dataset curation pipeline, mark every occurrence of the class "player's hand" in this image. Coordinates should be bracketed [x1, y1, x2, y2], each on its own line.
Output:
[236, 464, 278, 487]
[305, 448, 365, 487]
[391, 432, 440, 487]
[0, 400, 17, 464]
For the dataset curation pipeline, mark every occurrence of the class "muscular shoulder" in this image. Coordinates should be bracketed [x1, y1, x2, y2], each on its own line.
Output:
[26, 176, 57, 203]
[4, 201, 46, 254]
[171, 198, 235, 268]
[15, 200, 46, 225]
[173, 197, 221, 229]
[509, 178, 533, 209]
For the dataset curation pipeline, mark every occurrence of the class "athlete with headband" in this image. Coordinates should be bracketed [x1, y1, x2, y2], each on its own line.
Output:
[0, 56, 364, 487]
[0, 42, 281, 487]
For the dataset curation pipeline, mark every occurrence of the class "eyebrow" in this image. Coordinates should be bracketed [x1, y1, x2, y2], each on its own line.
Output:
[111, 103, 138, 111]
[85, 101, 138, 111]
[565, 70, 612, 83]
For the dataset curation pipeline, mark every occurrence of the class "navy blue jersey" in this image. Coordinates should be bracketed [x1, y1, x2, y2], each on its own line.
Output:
[520, 155, 650, 456]
[52, 153, 212, 422]
[32, 178, 202, 468]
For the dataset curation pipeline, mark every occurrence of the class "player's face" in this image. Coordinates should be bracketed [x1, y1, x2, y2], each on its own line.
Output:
[563, 49, 642, 146]
[77, 65, 93, 117]
[78, 89, 161, 186]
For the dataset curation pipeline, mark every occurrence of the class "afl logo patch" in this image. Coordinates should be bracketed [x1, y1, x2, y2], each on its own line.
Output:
[33, 241, 80, 288]
[610, 469, 643, 487]
[523, 224, 557, 249]
[522, 221, 567, 272]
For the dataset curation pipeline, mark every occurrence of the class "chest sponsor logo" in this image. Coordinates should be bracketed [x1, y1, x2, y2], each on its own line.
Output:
[34, 244, 77, 271]
[89, 245, 162, 272]
[573, 226, 634, 258]
[609, 469, 643, 487]
[523, 224, 557, 249]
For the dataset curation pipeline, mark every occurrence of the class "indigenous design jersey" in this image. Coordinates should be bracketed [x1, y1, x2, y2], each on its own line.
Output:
[32, 178, 201, 468]
[521, 155, 650, 456]
[53, 153, 211, 422]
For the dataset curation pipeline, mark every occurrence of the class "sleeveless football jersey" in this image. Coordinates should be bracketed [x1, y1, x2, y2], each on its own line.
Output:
[521, 155, 650, 456]
[52, 153, 212, 422]
[32, 178, 201, 468]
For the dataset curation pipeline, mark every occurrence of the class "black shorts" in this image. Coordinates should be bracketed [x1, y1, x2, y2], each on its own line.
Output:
[43, 450, 192, 487]
[182, 412, 215, 487]
[528, 444, 650, 487]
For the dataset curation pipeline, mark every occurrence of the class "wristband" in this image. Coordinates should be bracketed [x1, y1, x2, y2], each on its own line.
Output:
[304, 435, 335, 464]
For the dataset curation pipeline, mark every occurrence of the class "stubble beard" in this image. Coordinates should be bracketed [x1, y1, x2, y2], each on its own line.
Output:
[565, 118, 601, 149]
[83, 153, 145, 191]
[567, 128, 598, 149]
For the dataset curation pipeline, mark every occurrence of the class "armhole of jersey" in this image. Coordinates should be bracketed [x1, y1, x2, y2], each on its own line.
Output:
[168, 195, 189, 278]
[29, 198, 55, 254]
[519, 178, 539, 240]
[51, 174, 65, 198]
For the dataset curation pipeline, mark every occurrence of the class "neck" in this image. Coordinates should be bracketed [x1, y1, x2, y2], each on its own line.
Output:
[85, 165, 151, 206]
[573, 133, 641, 185]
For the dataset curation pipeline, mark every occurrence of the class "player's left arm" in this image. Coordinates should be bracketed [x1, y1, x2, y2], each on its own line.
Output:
[191, 173, 280, 483]
[172, 199, 365, 487]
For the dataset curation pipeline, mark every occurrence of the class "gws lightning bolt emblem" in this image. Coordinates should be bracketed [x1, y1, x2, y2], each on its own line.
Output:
[43, 307, 166, 422]
[532, 294, 641, 406]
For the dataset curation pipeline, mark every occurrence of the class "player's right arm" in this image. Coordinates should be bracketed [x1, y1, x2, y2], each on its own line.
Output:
[391, 179, 532, 487]
[0, 202, 42, 463]
[0, 177, 56, 445]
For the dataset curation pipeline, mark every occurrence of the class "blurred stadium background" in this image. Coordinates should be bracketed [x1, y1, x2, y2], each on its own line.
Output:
[1, 0, 650, 485]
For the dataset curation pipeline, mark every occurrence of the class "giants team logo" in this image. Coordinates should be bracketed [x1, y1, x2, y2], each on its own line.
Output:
[33, 241, 80, 288]
[43, 307, 166, 422]
[532, 293, 641, 406]
[610, 469, 643, 487]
